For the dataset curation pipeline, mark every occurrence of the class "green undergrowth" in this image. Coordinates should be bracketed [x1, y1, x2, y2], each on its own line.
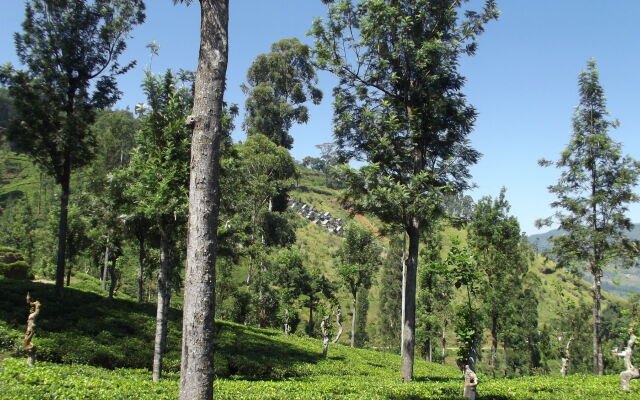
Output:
[1, 356, 638, 400]
[1, 277, 638, 399]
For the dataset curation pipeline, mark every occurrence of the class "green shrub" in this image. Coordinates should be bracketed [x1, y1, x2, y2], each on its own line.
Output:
[0, 247, 32, 280]
[0, 260, 32, 280]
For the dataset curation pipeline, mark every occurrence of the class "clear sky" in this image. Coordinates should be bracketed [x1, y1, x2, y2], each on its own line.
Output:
[2, 1, 640, 235]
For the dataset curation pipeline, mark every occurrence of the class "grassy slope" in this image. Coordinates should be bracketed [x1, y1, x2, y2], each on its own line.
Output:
[1, 276, 637, 400]
[0, 150, 41, 203]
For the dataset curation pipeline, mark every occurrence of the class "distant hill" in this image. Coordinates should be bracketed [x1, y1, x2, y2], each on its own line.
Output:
[527, 226, 640, 297]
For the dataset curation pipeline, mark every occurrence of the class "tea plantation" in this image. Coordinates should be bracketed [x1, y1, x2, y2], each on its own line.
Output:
[0, 277, 638, 399]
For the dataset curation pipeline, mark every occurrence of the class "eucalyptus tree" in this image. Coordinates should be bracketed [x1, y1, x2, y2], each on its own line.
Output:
[311, 0, 498, 381]
[538, 60, 640, 375]
[242, 38, 322, 149]
[0, 0, 145, 297]
[172, 1, 228, 396]
[122, 70, 192, 382]
[335, 223, 381, 347]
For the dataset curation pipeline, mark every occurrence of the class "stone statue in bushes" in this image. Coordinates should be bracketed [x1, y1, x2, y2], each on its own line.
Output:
[23, 292, 41, 366]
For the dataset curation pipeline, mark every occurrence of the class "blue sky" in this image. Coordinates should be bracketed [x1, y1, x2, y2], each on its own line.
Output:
[2, 1, 640, 235]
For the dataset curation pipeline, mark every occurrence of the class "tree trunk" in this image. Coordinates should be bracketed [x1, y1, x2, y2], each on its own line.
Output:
[490, 313, 497, 368]
[426, 338, 432, 362]
[108, 258, 118, 299]
[463, 365, 478, 400]
[308, 300, 314, 336]
[441, 321, 447, 364]
[55, 165, 70, 298]
[102, 236, 110, 292]
[560, 336, 572, 377]
[66, 263, 72, 286]
[592, 269, 603, 375]
[137, 237, 145, 303]
[321, 316, 329, 358]
[153, 228, 173, 382]
[179, 0, 228, 398]
[620, 333, 639, 391]
[332, 306, 343, 343]
[350, 291, 358, 347]
[284, 308, 290, 336]
[503, 342, 509, 377]
[469, 339, 479, 373]
[23, 294, 40, 367]
[401, 219, 419, 382]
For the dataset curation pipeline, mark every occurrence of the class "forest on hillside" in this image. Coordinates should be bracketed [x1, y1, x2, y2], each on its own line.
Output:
[1, 1, 639, 399]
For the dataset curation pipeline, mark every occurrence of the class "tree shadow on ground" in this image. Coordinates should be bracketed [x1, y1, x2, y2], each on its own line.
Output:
[214, 322, 323, 380]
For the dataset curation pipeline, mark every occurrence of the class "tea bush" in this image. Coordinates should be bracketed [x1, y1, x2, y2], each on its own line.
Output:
[1, 277, 638, 399]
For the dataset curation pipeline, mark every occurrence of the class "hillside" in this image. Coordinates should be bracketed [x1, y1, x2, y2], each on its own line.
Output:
[0, 150, 42, 204]
[1, 276, 637, 400]
[291, 167, 625, 337]
[528, 227, 640, 298]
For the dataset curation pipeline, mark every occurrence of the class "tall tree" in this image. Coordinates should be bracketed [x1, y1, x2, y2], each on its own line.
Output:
[335, 223, 381, 347]
[174, 1, 228, 398]
[538, 59, 640, 375]
[121, 70, 192, 381]
[311, 0, 498, 381]
[417, 225, 453, 363]
[234, 134, 297, 293]
[468, 189, 528, 370]
[242, 38, 322, 149]
[377, 235, 404, 352]
[270, 247, 310, 335]
[0, 0, 145, 297]
[448, 242, 483, 372]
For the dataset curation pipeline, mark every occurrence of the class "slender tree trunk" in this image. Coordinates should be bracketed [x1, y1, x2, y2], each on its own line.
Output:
[23, 294, 41, 367]
[441, 321, 447, 364]
[351, 291, 357, 348]
[55, 165, 70, 297]
[66, 263, 72, 286]
[463, 365, 478, 400]
[153, 228, 173, 382]
[427, 338, 432, 362]
[332, 306, 343, 343]
[593, 269, 603, 375]
[503, 342, 509, 377]
[284, 308, 290, 335]
[108, 258, 118, 299]
[137, 237, 145, 303]
[401, 218, 419, 382]
[308, 300, 314, 336]
[321, 316, 330, 358]
[560, 337, 573, 377]
[102, 236, 110, 292]
[179, 1, 228, 398]
[490, 313, 498, 368]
